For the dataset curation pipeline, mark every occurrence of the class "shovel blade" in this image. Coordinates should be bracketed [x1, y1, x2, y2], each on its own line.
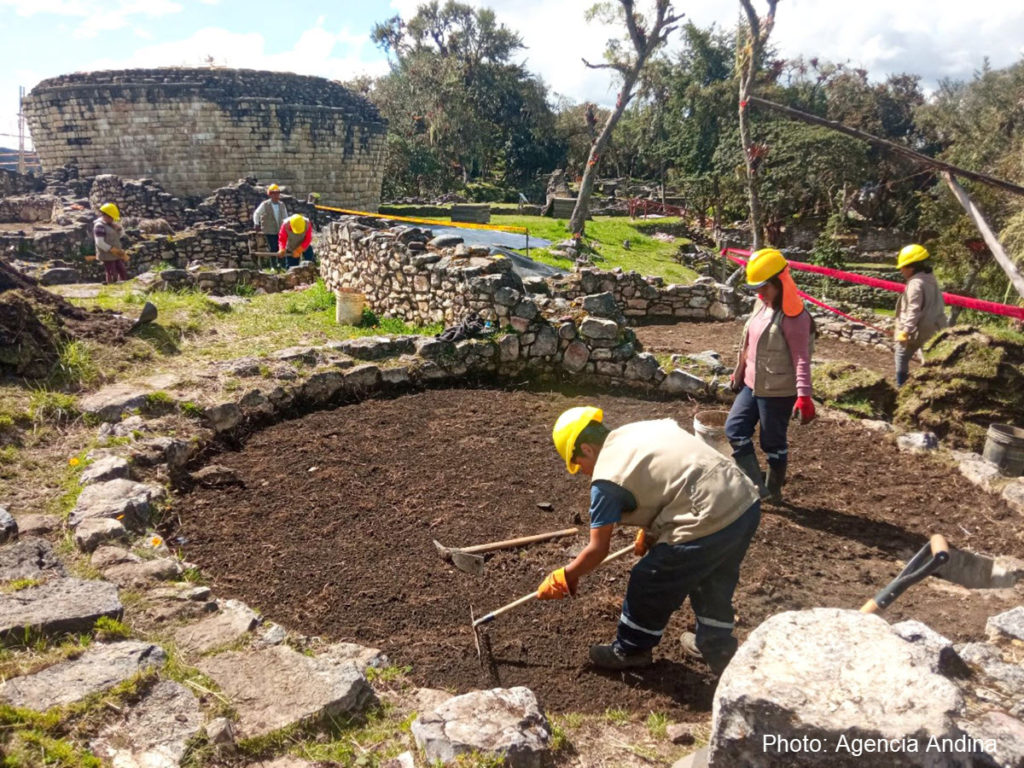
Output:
[451, 550, 485, 575]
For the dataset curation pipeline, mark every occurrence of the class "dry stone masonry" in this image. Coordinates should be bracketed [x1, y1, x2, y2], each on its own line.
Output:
[24, 68, 387, 207]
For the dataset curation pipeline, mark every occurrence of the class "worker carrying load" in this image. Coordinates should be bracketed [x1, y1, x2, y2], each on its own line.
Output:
[538, 406, 761, 675]
[893, 244, 948, 386]
[726, 248, 816, 503]
[278, 214, 314, 270]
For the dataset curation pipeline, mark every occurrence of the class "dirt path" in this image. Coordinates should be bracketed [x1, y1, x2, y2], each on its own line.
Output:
[173, 387, 1021, 718]
[634, 319, 897, 379]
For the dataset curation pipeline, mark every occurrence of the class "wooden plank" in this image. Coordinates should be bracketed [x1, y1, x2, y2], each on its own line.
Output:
[942, 172, 1024, 301]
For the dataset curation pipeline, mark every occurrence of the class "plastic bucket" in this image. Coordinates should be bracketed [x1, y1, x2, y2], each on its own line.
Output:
[694, 410, 732, 458]
[335, 290, 365, 326]
[982, 423, 1024, 477]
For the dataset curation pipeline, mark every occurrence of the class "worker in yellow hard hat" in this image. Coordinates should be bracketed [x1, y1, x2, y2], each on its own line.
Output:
[277, 213, 314, 270]
[725, 248, 816, 503]
[540, 406, 761, 675]
[253, 183, 289, 258]
[893, 244, 948, 386]
[93, 203, 129, 283]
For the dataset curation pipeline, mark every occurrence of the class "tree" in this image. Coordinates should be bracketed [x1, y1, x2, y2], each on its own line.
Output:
[568, 0, 683, 238]
[737, 0, 779, 249]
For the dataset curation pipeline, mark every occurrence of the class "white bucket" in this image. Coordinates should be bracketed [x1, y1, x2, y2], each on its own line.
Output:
[693, 410, 732, 457]
[335, 290, 365, 326]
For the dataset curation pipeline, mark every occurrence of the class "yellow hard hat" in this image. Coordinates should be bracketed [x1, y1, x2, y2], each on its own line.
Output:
[745, 248, 787, 288]
[289, 215, 307, 234]
[99, 202, 120, 221]
[897, 243, 929, 269]
[552, 406, 603, 474]
[267, 184, 280, 194]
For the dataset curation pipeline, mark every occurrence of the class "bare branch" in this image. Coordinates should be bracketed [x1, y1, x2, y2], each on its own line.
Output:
[581, 57, 629, 74]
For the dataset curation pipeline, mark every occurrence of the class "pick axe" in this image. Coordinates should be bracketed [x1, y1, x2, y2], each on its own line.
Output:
[433, 528, 578, 575]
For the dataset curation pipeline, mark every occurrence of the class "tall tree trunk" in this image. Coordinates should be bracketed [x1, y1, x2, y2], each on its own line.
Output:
[570, 74, 638, 237]
[738, 92, 763, 250]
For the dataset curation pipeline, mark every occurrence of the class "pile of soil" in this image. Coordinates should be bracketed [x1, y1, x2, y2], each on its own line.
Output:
[173, 386, 1020, 717]
[896, 327, 1024, 450]
[0, 258, 129, 377]
[812, 362, 897, 419]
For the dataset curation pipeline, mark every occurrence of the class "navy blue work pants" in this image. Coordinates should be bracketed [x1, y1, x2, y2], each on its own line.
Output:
[725, 385, 795, 471]
[616, 502, 761, 669]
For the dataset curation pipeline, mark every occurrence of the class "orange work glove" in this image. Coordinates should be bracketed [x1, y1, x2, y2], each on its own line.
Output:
[537, 568, 572, 600]
[895, 329, 909, 343]
[634, 529, 648, 556]
[793, 395, 816, 424]
[293, 247, 304, 259]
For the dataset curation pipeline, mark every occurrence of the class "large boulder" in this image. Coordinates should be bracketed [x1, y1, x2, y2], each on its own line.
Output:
[895, 327, 1024, 451]
[411, 686, 551, 767]
[710, 608, 967, 767]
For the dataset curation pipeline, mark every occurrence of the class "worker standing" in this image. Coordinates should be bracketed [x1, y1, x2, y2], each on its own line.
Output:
[278, 214, 313, 269]
[93, 203, 128, 284]
[253, 184, 288, 254]
[538, 407, 761, 675]
[726, 248, 816, 503]
[894, 244, 948, 386]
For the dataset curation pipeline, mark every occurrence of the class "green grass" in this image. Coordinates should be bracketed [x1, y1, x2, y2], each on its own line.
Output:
[92, 616, 132, 641]
[491, 214, 699, 284]
[28, 390, 79, 425]
[1, 578, 41, 593]
[54, 341, 100, 389]
[604, 707, 631, 726]
[67, 280, 441, 373]
[645, 711, 670, 739]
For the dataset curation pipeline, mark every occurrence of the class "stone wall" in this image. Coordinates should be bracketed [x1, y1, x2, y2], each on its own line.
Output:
[544, 269, 736, 322]
[24, 68, 387, 208]
[89, 175, 187, 229]
[0, 168, 45, 197]
[0, 195, 58, 224]
[136, 264, 318, 296]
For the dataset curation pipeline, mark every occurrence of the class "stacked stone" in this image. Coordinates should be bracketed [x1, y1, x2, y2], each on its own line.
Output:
[547, 268, 736, 321]
[188, 178, 318, 228]
[128, 228, 255, 273]
[0, 168, 45, 197]
[0, 196, 58, 224]
[24, 68, 388, 207]
[89, 175, 187, 228]
[137, 264, 317, 296]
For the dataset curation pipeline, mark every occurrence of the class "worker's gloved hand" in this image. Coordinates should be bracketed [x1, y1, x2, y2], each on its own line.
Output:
[895, 329, 909, 343]
[537, 568, 573, 600]
[293, 248, 304, 259]
[634, 529, 649, 556]
[110, 247, 124, 258]
[793, 395, 816, 424]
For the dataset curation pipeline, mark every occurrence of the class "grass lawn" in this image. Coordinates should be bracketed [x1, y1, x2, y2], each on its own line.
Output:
[493, 214, 699, 284]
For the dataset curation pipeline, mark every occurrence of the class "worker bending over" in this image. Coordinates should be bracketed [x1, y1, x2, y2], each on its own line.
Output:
[539, 407, 761, 674]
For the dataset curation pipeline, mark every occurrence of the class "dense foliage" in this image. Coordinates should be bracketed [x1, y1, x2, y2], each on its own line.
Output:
[361, 2, 1024, 303]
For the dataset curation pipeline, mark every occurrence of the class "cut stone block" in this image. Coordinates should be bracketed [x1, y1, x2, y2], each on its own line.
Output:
[0, 578, 122, 641]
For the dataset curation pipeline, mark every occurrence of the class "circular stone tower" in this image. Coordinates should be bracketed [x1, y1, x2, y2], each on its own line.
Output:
[23, 68, 387, 208]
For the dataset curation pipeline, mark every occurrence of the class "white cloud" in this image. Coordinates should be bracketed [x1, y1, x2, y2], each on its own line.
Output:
[389, 0, 1024, 106]
[84, 23, 390, 82]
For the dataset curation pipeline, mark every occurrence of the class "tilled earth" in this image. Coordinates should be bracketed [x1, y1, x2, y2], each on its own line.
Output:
[174, 379, 1022, 717]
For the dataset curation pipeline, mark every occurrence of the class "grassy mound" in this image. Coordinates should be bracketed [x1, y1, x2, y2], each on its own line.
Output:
[812, 361, 897, 419]
[894, 326, 1024, 450]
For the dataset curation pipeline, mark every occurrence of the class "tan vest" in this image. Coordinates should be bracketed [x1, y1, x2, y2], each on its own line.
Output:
[592, 419, 759, 545]
[93, 217, 122, 263]
[896, 272, 947, 350]
[733, 300, 812, 398]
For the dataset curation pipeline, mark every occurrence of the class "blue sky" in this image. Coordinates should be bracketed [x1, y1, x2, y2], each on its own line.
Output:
[3, 0, 1024, 151]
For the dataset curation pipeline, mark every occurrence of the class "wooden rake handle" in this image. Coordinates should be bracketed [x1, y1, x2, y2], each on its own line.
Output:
[460, 527, 580, 554]
[473, 544, 634, 628]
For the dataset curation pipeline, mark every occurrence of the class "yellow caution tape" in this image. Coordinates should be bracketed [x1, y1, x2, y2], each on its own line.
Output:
[314, 204, 529, 235]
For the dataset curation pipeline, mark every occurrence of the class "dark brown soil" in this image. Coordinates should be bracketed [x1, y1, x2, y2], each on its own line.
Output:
[634, 319, 897, 379]
[0, 257, 129, 377]
[174, 385, 1022, 717]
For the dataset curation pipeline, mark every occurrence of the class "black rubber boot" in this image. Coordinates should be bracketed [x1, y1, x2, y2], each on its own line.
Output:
[765, 462, 787, 504]
[589, 644, 653, 670]
[733, 452, 768, 499]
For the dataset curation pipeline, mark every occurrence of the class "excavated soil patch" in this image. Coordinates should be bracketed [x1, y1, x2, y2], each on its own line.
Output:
[634, 319, 896, 378]
[174, 387, 1021, 717]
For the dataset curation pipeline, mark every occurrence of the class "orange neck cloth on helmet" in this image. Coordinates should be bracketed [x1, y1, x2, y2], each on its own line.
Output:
[759, 267, 804, 317]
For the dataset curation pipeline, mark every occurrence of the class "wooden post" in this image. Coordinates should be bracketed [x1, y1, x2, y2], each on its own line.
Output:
[942, 172, 1024, 302]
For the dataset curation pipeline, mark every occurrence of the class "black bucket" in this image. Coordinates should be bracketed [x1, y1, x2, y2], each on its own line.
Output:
[982, 423, 1024, 477]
